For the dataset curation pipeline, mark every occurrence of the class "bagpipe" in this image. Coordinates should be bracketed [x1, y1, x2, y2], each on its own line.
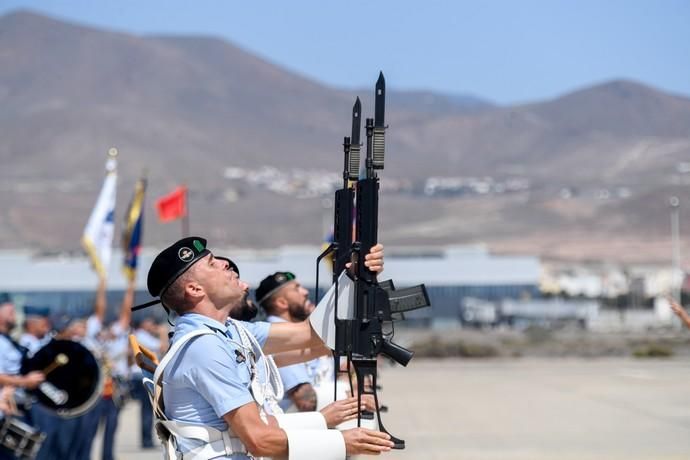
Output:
[315, 73, 431, 449]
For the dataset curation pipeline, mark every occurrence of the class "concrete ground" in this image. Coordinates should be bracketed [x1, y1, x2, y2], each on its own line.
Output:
[105, 358, 690, 460]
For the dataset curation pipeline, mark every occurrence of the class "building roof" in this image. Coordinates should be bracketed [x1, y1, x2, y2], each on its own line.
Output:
[0, 245, 540, 292]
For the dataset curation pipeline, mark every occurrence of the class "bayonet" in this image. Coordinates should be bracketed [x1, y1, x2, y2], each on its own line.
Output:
[374, 72, 385, 128]
[372, 72, 386, 169]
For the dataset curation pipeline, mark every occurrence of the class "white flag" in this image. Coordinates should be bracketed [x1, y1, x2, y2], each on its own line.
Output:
[82, 151, 117, 279]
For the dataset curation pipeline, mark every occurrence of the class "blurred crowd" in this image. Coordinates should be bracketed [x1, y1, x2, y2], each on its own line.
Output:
[0, 282, 168, 460]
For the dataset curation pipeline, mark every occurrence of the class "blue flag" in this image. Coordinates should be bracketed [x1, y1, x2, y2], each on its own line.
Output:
[122, 177, 146, 281]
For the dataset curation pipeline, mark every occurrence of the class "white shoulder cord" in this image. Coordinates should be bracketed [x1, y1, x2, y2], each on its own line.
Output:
[226, 322, 347, 460]
[227, 319, 284, 415]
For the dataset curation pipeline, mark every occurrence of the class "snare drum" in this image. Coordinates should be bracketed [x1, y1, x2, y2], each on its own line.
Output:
[0, 417, 45, 460]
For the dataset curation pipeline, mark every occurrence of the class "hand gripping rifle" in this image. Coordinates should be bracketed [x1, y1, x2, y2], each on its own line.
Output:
[316, 72, 430, 449]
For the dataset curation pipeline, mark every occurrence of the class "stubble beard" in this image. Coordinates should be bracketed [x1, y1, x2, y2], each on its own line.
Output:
[289, 300, 310, 322]
[229, 292, 259, 322]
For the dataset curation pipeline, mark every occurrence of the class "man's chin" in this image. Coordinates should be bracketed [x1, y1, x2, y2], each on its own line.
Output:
[230, 295, 259, 322]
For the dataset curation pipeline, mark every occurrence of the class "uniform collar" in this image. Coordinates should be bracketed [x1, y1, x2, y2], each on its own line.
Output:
[176, 313, 234, 339]
[266, 314, 287, 323]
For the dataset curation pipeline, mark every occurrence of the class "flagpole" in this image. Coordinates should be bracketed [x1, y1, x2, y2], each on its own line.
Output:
[182, 185, 190, 237]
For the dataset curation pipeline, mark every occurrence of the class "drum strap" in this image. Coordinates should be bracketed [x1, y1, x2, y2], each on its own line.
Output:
[0, 333, 28, 359]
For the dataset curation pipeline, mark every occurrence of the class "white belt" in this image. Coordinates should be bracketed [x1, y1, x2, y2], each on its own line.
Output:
[159, 420, 247, 459]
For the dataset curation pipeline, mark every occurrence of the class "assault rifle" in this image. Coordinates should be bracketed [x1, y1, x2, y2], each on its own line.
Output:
[316, 72, 430, 449]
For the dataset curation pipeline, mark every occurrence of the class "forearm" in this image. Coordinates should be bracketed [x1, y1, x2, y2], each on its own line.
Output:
[263, 320, 323, 355]
[247, 425, 288, 458]
[0, 374, 25, 388]
[273, 344, 330, 367]
[240, 425, 289, 457]
[94, 278, 107, 321]
[118, 282, 135, 329]
[680, 311, 690, 329]
[226, 403, 289, 457]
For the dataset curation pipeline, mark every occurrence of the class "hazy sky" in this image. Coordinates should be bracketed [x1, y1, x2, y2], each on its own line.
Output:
[1, 0, 688, 104]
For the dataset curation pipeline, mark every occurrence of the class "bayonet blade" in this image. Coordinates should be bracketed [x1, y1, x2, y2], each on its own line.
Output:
[349, 97, 362, 180]
[351, 97, 361, 146]
[374, 72, 385, 128]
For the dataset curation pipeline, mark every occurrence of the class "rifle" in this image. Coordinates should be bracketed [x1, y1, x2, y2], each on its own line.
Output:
[316, 72, 430, 449]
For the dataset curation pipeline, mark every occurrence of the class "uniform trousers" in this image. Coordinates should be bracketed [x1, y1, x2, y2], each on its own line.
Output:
[81, 397, 120, 460]
[129, 375, 154, 448]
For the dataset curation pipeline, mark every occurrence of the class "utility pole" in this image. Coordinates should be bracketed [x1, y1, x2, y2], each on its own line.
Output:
[670, 196, 681, 303]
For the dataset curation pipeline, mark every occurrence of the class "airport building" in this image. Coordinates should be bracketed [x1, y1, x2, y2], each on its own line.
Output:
[0, 245, 541, 327]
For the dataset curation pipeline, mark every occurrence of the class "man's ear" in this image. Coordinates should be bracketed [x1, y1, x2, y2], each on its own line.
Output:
[184, 280, 205, 301]
[273, 296, 289, 311]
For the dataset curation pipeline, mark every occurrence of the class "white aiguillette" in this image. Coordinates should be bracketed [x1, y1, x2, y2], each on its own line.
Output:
[309, 270, 355, 350]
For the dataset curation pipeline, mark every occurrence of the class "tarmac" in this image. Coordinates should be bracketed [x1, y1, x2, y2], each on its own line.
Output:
[104, 358, 690, 460]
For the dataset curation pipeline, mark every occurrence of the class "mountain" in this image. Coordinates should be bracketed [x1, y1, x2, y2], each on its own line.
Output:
[2, 10, 690, 264]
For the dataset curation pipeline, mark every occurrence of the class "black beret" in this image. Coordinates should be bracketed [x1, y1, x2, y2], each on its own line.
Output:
[51, 314, 76, 333]
[24, 305, 51, 318]
[147, 237, 211, 297]
[255, 271, 296, 305]
[215, 256, 240, 277]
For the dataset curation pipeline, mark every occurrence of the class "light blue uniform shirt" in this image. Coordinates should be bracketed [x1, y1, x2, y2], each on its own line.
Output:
[266, 315, 313, 411]
[19, 333, 52, 358]
[0, 334, 24, 375]
[0, 335, 25, 420]
[163, 313, 270, 458]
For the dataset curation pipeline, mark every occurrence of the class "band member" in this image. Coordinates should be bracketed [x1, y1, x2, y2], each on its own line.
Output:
[145, 236, 393, 459]
[19, 306, 52, 357]
[129, 315, 167, 448]
[0, 294, 45, 391]
[81, 279, 133, 460]
[0, 293, 45, 460]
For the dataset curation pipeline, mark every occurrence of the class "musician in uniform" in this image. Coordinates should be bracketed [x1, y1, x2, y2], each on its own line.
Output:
[0, 295, 46, 391]
[145, 236, 393, 459]
[82, 278, 133, 460]
[0, 293, 45, 460]
[19, 306, 53, 358]
[129, 315, 167, 448]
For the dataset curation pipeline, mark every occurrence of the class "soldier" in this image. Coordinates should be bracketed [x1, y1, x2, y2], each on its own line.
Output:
[255, 272, 333, 412]
[145, 237, 393, 459]
[255, 272, 377, 419]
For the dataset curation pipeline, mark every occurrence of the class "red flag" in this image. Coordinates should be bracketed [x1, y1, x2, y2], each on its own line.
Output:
[156, 186, 187, 222]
